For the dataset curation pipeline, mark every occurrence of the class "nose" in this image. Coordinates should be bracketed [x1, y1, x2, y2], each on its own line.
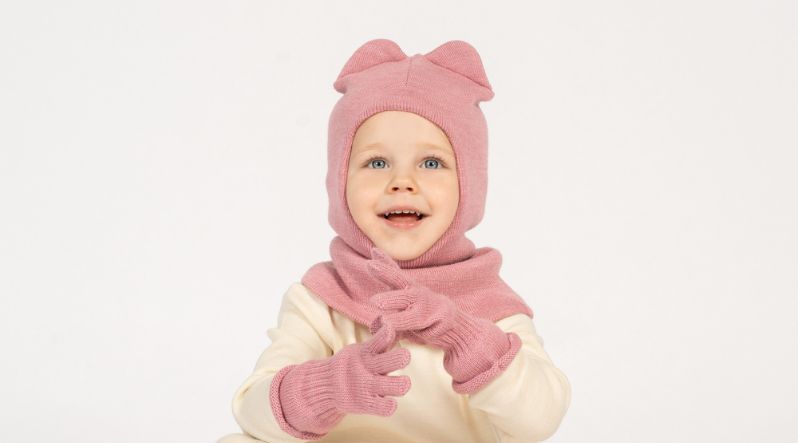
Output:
[390, 182, 415, 192]
[389, 176, 416, 193]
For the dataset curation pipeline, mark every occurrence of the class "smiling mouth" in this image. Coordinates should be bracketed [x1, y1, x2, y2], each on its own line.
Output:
[379, 212, 428, 229]
[381, 213, 426, 222]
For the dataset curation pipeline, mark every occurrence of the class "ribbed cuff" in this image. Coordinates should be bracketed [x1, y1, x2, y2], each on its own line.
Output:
[269, 360, 345, 440]
[437, 310, 506, 354]
[449, 331, 523, 395]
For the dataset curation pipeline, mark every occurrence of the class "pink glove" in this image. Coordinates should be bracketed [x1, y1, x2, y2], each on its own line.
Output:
[367, 247, 522, 395]
[269, 322, 411, 440]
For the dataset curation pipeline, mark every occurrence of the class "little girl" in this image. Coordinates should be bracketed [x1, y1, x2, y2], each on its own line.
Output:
[217, 39, 571, 443]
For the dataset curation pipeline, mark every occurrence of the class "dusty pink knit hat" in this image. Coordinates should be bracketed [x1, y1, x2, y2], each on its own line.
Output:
[301, 39, 532, 330]
[326, 38, 495, 268]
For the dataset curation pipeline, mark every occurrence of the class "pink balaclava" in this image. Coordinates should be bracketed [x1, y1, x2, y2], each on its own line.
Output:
[301, 39, 533, 331]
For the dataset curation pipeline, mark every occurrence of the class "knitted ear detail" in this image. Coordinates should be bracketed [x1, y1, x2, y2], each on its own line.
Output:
[333, 39, 408, 93]
[424, 40, 494, 98]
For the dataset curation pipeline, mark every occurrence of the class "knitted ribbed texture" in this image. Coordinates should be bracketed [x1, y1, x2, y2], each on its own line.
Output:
[301, 38, 533, 337]
[367, 246, 523, 394]
[369, 299, 523, 395]
[269, 324, 411, 440]
[440, 313, 523, 394]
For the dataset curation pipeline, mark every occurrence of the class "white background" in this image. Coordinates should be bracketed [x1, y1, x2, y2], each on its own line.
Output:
[1, 1, 796, 442]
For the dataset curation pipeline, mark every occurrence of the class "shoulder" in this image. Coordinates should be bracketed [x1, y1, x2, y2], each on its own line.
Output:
[279, 282, 334, 319]
[284, 281, 329, 310]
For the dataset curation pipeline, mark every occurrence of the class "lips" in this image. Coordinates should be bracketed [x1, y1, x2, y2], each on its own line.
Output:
[378, 205, 427, 218]
[381, 212, 426, 229]
[384, 212, 423, 222]
[377, 206, 428, 229]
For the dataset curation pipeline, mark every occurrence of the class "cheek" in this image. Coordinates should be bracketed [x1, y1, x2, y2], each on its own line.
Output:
[428, 176, 460, 211]
[346, 176, 380, 216]
[448, 177, 460, 204]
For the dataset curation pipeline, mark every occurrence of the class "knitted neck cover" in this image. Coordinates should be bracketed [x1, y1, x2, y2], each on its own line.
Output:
[301, 39, 533, 328]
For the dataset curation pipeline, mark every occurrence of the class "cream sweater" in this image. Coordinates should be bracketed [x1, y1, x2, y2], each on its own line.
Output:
[218, 282, 571, 443]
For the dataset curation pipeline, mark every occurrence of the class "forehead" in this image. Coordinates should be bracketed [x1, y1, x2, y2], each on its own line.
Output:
[355, 141, 453, 154]
[351, 111, 454, 154]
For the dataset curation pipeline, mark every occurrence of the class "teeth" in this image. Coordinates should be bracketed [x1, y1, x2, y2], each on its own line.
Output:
[383, 210, 422, 217]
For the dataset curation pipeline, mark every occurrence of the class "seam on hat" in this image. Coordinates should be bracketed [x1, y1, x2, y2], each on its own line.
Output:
[404, 56, 413, 87]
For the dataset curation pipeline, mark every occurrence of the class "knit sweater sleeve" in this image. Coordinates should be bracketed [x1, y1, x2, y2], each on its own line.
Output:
[230, 283, 337, 443]
[466, 313, 572, 442]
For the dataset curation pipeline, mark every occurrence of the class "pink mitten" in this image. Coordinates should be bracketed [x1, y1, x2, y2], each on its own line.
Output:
[269, 323, 411, 440]
[367, 246, 522, 395]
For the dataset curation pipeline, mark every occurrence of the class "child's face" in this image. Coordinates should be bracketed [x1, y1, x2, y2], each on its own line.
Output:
[346, 111, 459, 261]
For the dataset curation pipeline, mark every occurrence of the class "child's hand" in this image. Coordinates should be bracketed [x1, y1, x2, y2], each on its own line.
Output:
[366, 246, 518, 395]
[366, 246, 459, 347]
[330, 324, 413, 416]
[275, 324, 412, 437]
[369, 285, 460, 348]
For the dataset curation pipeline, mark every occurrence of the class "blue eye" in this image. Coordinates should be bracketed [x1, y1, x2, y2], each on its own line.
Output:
[368, 158, 387, 169]
[423, 158, 441, 169]
[364, 155, 446, 169]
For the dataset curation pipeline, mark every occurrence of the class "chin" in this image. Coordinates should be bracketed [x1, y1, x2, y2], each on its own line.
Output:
[389, 251, 422, 261]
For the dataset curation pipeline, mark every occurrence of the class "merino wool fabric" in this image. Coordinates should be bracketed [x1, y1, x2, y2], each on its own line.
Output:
[220, 283, 571, 443]
[300, 38, 534, 330]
